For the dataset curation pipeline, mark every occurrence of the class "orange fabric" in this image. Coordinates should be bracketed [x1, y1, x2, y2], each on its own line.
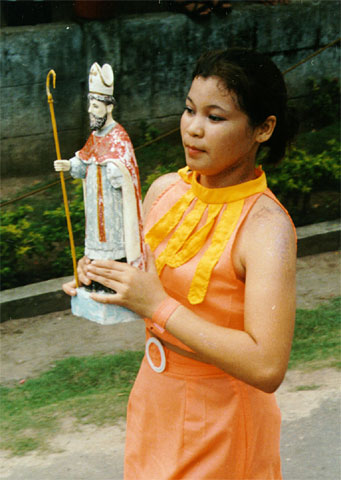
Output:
[124, 174, 293, 479]
[151, 297, 181, 333]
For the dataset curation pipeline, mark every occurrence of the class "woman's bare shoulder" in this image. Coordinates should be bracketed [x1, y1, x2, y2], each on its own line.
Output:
[248, 194, 293, 231]
[247, 194, 296, 257]
[143, 172, 180, 218]
[233, 194, 296, 279]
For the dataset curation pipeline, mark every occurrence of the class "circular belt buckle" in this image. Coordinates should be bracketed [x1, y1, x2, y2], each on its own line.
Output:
[146, 337, 166, 373]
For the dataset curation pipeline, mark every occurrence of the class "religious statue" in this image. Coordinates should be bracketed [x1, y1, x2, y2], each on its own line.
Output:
[54, 63, 145, 324]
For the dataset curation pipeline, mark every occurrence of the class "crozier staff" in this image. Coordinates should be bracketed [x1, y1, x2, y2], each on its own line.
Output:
[63, 48, 297, 479]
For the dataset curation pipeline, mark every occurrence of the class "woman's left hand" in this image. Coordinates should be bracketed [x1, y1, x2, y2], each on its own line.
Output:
[86, 247, 168, 319]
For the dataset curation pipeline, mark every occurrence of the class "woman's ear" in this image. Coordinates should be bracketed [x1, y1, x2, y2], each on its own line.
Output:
[256, 115, 277, 144]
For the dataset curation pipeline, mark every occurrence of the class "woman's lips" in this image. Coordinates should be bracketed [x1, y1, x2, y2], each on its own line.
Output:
[186, 145, 205, 157]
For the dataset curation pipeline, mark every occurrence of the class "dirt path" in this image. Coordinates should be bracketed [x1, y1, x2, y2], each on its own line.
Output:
[0, 251, 340, 479]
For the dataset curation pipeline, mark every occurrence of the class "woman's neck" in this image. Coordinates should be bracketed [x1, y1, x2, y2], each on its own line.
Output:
[198, 159, 257, 189]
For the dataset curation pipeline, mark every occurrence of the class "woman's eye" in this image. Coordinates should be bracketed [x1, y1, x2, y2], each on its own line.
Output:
[209, 114, 225, 122]
[184, 106, 194, 115]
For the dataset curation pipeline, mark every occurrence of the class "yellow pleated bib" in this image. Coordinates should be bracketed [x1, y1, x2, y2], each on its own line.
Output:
[145, 166, 267, 304]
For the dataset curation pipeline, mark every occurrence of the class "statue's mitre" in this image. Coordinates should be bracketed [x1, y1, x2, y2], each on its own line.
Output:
[89, 62, 114, 96]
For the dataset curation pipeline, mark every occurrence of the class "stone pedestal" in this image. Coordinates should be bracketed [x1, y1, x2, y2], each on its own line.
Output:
[71, 287, 141, 325]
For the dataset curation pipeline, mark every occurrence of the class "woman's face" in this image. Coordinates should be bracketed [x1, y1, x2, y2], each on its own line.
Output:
[180, 76, 261, 188]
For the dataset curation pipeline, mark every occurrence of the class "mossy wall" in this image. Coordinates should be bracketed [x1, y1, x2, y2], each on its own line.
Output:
[1, 1, 339, 176]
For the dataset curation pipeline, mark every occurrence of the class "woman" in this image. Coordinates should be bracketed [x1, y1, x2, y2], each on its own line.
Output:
[64, 48, 297, 479]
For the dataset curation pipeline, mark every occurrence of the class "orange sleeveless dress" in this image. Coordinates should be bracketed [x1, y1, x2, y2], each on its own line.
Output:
[124, 169, 293, 480]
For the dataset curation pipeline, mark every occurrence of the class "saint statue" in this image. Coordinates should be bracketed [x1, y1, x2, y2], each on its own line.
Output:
[54, 63, 145, 324]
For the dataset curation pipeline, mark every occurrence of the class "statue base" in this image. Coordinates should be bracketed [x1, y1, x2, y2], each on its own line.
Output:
[71, 287, 141, 325]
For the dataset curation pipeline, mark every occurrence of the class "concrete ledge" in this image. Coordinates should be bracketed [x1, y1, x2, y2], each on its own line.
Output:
[0, 276, 73, 322]
[297, 219, 341, 257]
[1, 220, 340, 322]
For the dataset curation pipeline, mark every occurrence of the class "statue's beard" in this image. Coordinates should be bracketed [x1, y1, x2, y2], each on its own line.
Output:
[89, 113, 107, 131]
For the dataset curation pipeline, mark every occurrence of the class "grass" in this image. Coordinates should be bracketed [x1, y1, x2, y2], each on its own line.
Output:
[289, 297, 341, 369]
[1, 298, 340, 456]
[0, 351, 144, 455]
[293, 384, 321, 391]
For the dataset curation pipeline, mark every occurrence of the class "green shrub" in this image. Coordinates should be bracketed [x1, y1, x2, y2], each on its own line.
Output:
[137, 120, 161, 144]
[266, 139, 340, 219]
[0, 205, 45, 289]
[299, 77, 340, 131]
[135, 137, 185, 196]
[0, 181, 85, 290]
[295, 122, 340, 155]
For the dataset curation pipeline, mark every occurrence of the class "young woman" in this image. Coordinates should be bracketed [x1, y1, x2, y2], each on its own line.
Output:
[64, 48, 298, 479]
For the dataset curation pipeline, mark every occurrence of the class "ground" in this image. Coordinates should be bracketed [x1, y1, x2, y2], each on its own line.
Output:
[0, 250, 340, 479]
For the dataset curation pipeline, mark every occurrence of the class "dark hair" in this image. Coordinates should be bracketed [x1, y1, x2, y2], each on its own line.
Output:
[88, 93, 117, 107]
[192, 48, 299, 164]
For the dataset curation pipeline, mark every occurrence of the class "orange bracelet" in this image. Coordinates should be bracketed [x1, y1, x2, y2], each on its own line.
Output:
[151, 297, 181, 333]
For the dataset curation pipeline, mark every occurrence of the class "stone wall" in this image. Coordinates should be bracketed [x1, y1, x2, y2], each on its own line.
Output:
[1, 0, 340, 177]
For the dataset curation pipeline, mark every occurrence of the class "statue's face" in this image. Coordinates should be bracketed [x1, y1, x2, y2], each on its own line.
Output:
[88, 98, 108, 131]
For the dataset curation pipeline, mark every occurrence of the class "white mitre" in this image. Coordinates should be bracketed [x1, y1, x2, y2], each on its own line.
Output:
[89, 62, 114, 96]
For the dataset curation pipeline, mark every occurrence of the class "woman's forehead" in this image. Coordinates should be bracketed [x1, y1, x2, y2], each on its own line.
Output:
[188, 76, 239, 109]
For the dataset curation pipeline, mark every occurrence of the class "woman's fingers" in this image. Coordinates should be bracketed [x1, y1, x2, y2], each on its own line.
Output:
[84, 257, 167, 317]
[78, 256, 92, 285]
[90, 259, 126, 271]
[88, 260, 124, 280]
[62, 279, 78, 296]
[86, 259, 128, 294]
[90, 292, 120, 305]
[88, 270, 122, 293]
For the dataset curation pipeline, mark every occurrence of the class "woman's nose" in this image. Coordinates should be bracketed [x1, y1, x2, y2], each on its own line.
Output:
[187, 116, 204, 137]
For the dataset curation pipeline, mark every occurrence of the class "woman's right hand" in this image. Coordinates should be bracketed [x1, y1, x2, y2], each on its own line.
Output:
[62, 256, 92, 296]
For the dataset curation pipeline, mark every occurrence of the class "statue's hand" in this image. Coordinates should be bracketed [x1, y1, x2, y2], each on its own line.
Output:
[54, 160, 71, 172]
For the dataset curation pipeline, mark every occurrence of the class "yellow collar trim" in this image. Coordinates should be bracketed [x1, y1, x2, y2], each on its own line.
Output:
[178, 166, 267, 203]
[146, 167, 267, 304]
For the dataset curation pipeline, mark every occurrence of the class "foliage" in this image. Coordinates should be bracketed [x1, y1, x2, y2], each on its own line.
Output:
[294, 122, 340, 155]
[0, 180, 85, 290]
[299, 77, 340, 131]
[135, 132, 184, 196]
[266, 139, 340, 223]
[0, 205, 45, 289]
[137, 120, 161, 144]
